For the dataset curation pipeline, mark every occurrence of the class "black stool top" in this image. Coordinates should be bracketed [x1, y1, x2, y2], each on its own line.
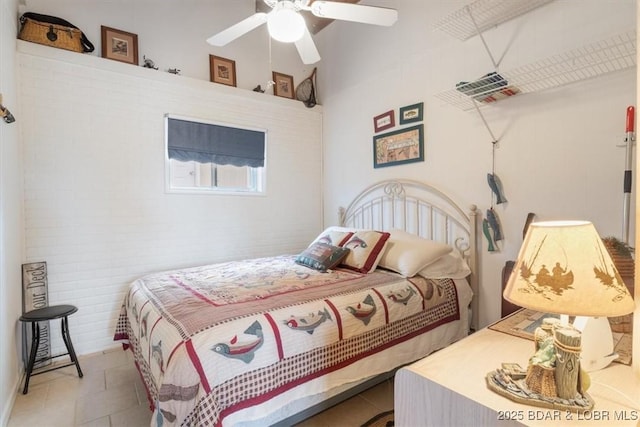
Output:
[20, 304, 78, 322]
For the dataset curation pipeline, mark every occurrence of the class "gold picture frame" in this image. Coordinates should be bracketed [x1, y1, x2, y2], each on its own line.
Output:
[272, 71, 294, 99]
[209, 55, 237, 87]
[101, 26, 138, 65]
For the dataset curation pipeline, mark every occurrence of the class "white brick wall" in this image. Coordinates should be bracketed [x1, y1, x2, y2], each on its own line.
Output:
[18, 41, 323, 355]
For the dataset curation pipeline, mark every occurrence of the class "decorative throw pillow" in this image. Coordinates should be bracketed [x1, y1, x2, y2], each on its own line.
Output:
[340, 230, 391, 273]
[418, 250, 471, 279]
[310, 226, 355, 247]
[378, 229, 454, 277]
[296, 242, 350, 272]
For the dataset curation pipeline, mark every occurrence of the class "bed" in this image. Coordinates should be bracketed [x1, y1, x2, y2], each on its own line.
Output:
[113, 179, 479, 426]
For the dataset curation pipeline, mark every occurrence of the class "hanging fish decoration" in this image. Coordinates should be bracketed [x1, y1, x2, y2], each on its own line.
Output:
[487, 173, 507, 204]
[482, 219, 496, 252]
[486, 207, 503, 241]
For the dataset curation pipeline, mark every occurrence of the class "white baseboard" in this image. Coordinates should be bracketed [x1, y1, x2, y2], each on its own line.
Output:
[0, 368, 23, 427]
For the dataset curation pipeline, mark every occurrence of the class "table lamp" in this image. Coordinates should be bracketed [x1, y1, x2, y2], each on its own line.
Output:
[503, 220, 635, 372]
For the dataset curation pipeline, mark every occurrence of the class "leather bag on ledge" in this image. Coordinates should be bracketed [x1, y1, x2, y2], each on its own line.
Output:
[18, 12, 95, 53]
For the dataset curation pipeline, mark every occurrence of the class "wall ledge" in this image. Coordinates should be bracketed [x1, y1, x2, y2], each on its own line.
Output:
[17, 39, 322, 113]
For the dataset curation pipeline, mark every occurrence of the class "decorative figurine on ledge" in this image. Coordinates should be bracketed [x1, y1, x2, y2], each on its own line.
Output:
[142, 55, 158, 70]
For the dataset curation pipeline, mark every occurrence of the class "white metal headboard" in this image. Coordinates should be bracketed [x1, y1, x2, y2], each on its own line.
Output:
[338, 179, 479, 331]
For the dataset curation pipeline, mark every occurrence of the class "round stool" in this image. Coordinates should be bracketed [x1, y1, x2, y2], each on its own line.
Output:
[20, 304, 83, 394]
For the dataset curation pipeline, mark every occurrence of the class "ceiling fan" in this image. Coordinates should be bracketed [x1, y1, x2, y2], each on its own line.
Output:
[206, 0, 398, 64]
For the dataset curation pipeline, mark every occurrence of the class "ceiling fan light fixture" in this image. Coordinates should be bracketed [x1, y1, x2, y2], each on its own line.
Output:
[267, 1, 305, 43]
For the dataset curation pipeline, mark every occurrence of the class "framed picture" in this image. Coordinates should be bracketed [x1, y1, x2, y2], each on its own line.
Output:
[373, 124, 424, 168]
[373, 110, 395, 133]
[209, 55, 237, 87]
[399, 102, 424, 124]
[101, 26, 138, 65]
[272, 72, 294, 99]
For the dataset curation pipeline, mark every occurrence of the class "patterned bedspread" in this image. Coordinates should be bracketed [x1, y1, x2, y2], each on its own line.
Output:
[114, 255, 460, 426]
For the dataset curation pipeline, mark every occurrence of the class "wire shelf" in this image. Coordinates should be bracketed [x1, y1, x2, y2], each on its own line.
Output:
[434, 0, 557, 74]
[434, 0, 555, 41]
[435, 30, 637, 111]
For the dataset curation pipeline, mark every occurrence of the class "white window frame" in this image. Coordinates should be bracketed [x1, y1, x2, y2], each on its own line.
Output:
[164, 114, 267, 195]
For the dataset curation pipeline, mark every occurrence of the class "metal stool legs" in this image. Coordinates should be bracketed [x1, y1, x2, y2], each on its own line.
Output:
[22, 321, 40, 394]
[22, 315, 83, 394]
[61, 315, 83, 377]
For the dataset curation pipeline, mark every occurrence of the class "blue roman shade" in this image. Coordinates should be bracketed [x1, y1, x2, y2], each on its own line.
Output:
[167, 117, 265, 168]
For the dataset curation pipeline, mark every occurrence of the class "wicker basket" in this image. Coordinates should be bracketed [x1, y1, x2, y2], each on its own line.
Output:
[525, 364, 557, 398]
[19, 17, 84, 53]
[602, 237, 634, 334]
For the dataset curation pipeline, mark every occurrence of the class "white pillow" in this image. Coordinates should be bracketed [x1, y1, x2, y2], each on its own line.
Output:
[378, 229, 453, 277]
[418, 250, 471, 279]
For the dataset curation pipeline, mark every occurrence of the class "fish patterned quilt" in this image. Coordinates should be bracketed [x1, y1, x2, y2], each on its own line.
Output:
[114, 255, 460, 426]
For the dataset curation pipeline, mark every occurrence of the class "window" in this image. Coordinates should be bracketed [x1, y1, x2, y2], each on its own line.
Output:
[165, 115, 266, 194]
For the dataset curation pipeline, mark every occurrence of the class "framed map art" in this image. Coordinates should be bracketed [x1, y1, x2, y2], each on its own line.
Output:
[373, 124, 424, 168]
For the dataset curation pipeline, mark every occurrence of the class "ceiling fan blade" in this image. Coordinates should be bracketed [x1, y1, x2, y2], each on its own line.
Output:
[294, 27, 321, 64]
[206, 13, 268, 46]
[310, 1, 397, 26]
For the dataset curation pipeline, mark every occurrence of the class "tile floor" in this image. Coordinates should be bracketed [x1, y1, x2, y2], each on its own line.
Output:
[8, 347, 394, 427]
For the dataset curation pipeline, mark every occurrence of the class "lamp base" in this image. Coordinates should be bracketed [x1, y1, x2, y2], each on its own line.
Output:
[572, 316, 618, 372]
[486, 369, 594, 411]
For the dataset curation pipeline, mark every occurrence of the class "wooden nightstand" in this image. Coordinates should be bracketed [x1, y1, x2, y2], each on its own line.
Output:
[395, 327, 640, 426]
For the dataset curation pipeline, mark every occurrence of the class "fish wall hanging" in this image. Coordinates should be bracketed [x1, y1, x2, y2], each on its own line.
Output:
[482, 219, 496, 252]
[486, 207, 503, 242]
[487, 173, 507, 204]
[483, 140, 507, 251]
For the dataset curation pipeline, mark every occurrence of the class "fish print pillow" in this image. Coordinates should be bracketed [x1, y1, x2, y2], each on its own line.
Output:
[296, 242, 350, 272]
[340, 230, 391, 273]
[310, 226, 355, 247]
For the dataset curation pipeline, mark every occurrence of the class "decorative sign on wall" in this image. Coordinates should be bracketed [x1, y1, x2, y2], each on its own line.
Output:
[22, 262, 51, 368]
